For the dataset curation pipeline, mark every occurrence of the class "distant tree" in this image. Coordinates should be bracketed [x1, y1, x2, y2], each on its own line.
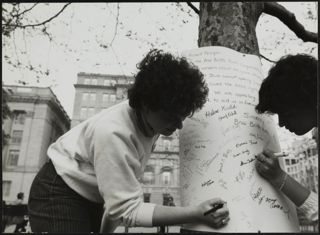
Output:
[1, 2, 317, 142]
[2, 3, 71, 38]
[2, 86, 12, 146]
[2, 2, 317, 75]
[2, 3, 71, 133]
[2, 3, 72, 77]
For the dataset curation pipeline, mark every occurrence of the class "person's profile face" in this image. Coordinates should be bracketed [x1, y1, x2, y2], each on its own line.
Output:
[277, 108, 316, 135]
[145, 109, 189, 136]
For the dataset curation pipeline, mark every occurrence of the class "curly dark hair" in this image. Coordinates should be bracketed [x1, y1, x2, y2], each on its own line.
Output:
[128, 49, 209, 117]
[255, 54, 317, 114]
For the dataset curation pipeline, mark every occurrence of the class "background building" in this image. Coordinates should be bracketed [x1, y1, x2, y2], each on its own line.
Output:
[2, 85, 70, 203]
[281, 136, 318, 231]
[282, 137, 318, 194]
[2, 79, 317, 233]
[71, 72, 181, 206]
[71, 72, 134, 128]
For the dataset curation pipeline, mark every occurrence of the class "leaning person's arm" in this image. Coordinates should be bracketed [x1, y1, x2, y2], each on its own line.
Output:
[93, 123, 229, 233]
[152, 198, 229, 227]
[273, 170, 311, 207]
[152, 204, 197, 226]
[268, 170, 318, 221]
[93, 125, 156, 232]
[256, 151, 314, 209]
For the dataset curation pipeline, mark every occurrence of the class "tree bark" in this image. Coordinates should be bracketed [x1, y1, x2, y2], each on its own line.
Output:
[198, 2, 264, 55]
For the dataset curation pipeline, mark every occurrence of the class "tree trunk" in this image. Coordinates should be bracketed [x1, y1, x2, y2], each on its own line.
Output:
[198, 2, 264, 55]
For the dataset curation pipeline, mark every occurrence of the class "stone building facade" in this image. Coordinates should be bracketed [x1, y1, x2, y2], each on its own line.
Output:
[2, 85, 70, 203]
[71, 72, 181, 206]
[71, 72, 133, 128]
[283, 137, 318, 193]
[281, 136, 318, 231]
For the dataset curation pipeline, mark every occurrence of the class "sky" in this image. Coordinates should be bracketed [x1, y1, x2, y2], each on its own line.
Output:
[2, 2, 318, 144]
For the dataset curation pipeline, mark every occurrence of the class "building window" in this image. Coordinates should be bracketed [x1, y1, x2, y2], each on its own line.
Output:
[143, 193, 151, 203]
[84, 78, 90, 85]
[110, 79, 117, 86]
[163, 140, 171, 151]
[14, 111, 26, 124]
[103, 94, 109, 102]
[11, 130, 23, 144]
[82, 93, 88, 101]
[103, 93, 116, 102]
[143, 171, 155, 185]
[162, 193, 174, 206]
[80, 108, 87, 119]
[2, 181, 12, 197]
[109, 94, 116, 102]
[90, 93, 96, 102]
[161, 167, 172, 186]
[104, 79, 111, 86]
[88, 108, 95, 117]
[162, 172, 171, 185]
[91, 79, 97, 85]
[143, 165, 155, 185]
[7, 150, 19, 166]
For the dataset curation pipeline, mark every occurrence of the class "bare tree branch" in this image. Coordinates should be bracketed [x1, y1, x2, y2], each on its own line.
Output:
[263, 2, 318, 43]
[259, 53, 276, 63]
[186, 2, 199, 15]
[109, 3, 120, 47]
[13, 3, 39, 18]
[4, 3, 72, 29]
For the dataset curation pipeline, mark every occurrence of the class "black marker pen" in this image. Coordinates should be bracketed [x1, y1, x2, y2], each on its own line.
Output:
[203, 203, 225, 216]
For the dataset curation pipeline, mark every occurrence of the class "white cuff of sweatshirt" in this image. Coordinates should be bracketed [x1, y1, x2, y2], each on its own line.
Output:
[135, 203, 156, 227]
[298, 191, 318, 222]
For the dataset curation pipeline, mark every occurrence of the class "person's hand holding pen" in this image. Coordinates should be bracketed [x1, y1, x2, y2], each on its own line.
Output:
[255, 150, 288, 189]
[196, 198, 230, 228]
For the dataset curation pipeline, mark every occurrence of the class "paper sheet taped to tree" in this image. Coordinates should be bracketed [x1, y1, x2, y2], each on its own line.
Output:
[179, 46, 299, 232]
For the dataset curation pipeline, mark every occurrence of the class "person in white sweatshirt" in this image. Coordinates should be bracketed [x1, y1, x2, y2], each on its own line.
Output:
[28, 49, 230, 233]
[254, 54, 318, 224]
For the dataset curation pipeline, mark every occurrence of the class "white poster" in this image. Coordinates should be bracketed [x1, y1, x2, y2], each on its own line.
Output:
[180, 46, 299, 232]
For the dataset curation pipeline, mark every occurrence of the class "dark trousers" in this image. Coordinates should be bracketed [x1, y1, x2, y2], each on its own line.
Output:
[28, 160, 104, 232]
[14, 217, 28, 233]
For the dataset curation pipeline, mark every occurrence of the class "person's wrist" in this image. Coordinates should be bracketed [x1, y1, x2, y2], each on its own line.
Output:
[270, 170, 286, 188]
[277, 172, 288, 191]
[189, 205, 201, 222]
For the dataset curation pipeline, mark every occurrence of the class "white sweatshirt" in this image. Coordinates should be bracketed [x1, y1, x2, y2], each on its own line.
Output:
[47, 100, 159, 230]
[298, 128, 318, 222]
[298, 191, 318, 222]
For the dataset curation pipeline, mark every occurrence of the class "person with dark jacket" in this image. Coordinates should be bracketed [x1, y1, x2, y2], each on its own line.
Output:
[255, 54, 318, 223]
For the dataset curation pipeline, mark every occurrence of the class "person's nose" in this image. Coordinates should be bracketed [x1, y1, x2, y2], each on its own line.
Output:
[176, 121, 183, 130]
[176, 117, 186, 130]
